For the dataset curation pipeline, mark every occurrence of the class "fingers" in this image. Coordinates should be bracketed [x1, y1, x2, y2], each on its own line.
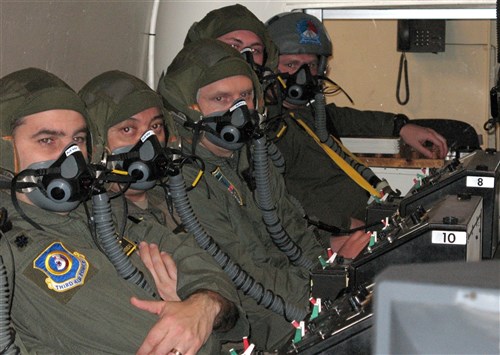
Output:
[138, 242, 163, 293]
[400, 124, 448, 159]
[337, 231, 371, 259]
[138, 241, 155, 271]
[426, 128, 448, 158]
[130, 297, 164, 315]
[139, 242, 175, 281]
[139, 242, 180, 301]
[414, 144, 435, 159]
[136, 300, 206, 355]
[330, 235, 349, 254]
[160, 252, 178, 282]
[148, 244, 172, 285]
[350, 217, 365, 230]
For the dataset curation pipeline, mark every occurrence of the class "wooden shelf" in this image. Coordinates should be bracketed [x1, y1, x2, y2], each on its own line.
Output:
[358, 155, 445, 168]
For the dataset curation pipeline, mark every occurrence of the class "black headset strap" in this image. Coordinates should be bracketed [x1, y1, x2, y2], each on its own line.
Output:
[10, 173, 44, 231]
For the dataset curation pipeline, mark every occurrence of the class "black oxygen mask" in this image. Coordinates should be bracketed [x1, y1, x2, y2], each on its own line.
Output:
[280, 63, 322, 106]
[107, 130, 169, 190]
[15, 144, 94, 212]
[202, 99, 259, 151]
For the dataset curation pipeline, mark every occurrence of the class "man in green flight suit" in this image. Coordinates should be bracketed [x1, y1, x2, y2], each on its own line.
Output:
[79, 70, 189, 305]
[79, 70, 183, 231]
[157, 37, 373, 351]
[182, 6, 448, 253]
[0, 67, 247, 355]
[265, 12, 449, 242]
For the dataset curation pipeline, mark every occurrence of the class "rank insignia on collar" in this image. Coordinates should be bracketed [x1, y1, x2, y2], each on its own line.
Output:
[33, 242, 89, 293]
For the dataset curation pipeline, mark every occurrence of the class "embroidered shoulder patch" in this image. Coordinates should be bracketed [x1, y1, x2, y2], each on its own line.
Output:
[33, 242, 89, 293]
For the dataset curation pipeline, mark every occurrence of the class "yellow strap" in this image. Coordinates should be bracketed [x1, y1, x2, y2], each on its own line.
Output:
[292, 115, 382, 198]
[191, 170, 204, 188]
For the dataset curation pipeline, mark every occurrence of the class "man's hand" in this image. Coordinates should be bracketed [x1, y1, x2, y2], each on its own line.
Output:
[336, 230, 371, 259]
[138, 242, 180, 302]
[131, 291, 221, 355]
[399, 124, 448, 159]
[330, 218, 371, 259]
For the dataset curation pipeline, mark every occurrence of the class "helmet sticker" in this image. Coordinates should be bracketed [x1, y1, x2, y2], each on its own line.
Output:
[296, 19, 322, 46]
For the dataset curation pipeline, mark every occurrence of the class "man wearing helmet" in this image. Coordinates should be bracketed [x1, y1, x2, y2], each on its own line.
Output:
[265, 12, 448, 243]
[0, 68, 247, 354]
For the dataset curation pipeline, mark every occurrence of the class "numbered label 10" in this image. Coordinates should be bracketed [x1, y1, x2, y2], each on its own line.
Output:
[431, 231, 467, 245]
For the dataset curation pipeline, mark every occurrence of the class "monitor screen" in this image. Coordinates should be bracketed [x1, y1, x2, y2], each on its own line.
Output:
[374, 260, 500, 354]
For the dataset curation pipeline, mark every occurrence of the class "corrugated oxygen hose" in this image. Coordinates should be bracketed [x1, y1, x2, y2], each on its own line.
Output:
[267, 141, 286, 174]
[253, 136, 314, 270]
[313, 92, 382, 187]
[92, 192, 155, 297]
[0, 256, 18, 355]
[168, 171, 307, 322]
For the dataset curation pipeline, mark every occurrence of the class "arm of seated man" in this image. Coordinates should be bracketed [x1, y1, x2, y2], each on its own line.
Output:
[131, 288, 238, 355]
[400, 123, 448, 159]
[133, 242, 238, 355]
[330, 217, 371, 259]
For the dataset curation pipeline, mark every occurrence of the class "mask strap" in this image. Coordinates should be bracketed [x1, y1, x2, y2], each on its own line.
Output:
[10, 172, 44, 231]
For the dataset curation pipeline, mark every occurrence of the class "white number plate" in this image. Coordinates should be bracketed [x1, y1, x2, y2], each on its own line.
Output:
[431, 231, 467, 245]
[466, 176, 494, 188]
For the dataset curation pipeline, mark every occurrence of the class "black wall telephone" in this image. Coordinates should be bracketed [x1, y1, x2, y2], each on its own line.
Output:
[395, 20, 446, 105]
[397, 20, 446, 53]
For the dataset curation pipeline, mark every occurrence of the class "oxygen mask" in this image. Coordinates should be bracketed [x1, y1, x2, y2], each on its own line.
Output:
[202, 99, 260, 151]
[15, 144, 94, 212]
[280, 63, 322, 106]
[107, 130, 170, 190]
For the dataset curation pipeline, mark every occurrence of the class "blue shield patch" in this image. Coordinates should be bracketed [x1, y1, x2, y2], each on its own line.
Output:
[33, 242, 89, 292]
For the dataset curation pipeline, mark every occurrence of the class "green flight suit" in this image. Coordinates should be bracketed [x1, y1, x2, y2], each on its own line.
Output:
[0, 191, 247, 354]
[176, 130, 326, 351]
[110, 187, 183, 233]
[157, 38, 326, 352]
[269, 104, 397, 230]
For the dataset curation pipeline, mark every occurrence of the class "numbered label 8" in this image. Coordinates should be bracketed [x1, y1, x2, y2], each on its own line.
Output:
[431, 231, 467, 245]
[466, 176, 494, 188]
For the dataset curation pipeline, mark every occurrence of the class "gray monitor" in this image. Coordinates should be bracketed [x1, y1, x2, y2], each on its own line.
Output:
[373, 261, 500, 354]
